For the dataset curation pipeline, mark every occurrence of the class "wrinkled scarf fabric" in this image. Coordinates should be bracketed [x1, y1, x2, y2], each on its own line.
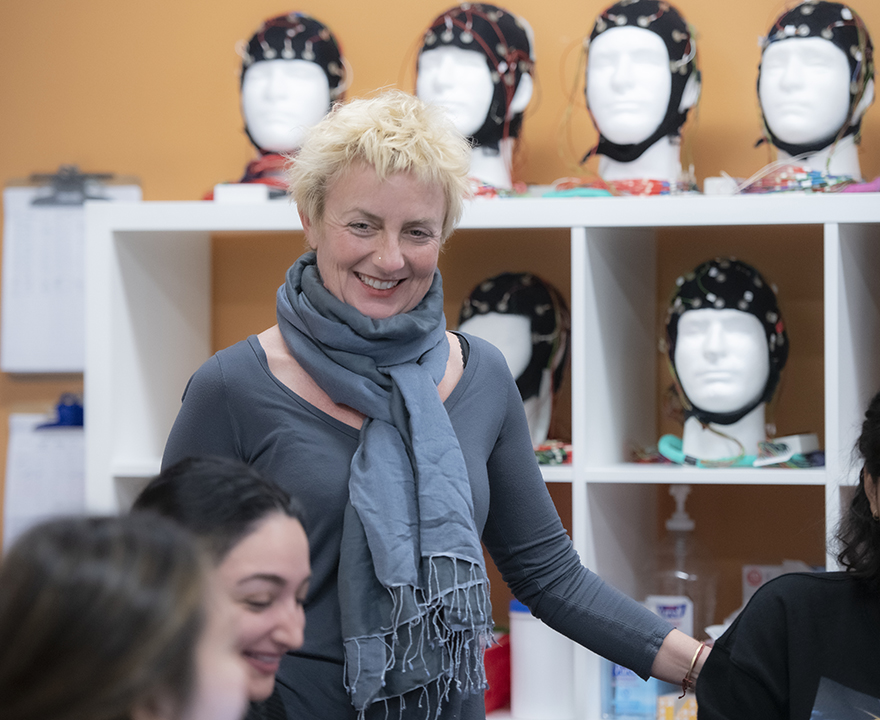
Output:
[276, 252, 492, 717]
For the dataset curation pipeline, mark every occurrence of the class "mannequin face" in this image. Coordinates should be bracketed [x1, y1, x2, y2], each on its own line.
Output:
[458, 313, 532, 379]
[241, 59, 331, 153]
[759, 37, 852, 145]
[587, 26, 672, 145]
[674, 308, 770, 414]
[417, 46, 495, 137]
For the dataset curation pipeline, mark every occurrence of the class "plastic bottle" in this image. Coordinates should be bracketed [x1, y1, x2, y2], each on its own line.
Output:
[602, 485, 716, 720]
[509, 600, 575, 720]
[601, 659, 677, 720]
[650, 484, 717, 641]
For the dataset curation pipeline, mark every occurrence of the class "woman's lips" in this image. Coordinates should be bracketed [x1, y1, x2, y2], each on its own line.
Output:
[242, 651, 283, 676]
[356, 272, 402, 291]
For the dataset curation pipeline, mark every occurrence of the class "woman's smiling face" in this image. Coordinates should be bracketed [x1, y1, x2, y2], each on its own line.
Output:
[215, 513, 310, 701]
[302, 161, 447, 319]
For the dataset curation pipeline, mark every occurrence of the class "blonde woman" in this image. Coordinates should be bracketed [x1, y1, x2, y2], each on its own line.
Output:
[163, 89, 706, 719]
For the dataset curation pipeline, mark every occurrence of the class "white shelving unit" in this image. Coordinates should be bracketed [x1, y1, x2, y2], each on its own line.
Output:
[85, 193, 880, 720]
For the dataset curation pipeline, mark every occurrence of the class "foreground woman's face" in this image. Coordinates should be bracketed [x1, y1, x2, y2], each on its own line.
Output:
[178, 582, 249, 720]
[217, 514, 311, 701]
[303, 162, 447, 319]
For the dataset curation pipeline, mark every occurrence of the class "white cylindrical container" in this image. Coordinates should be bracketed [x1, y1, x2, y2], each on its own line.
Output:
[509, 600, 576, 720]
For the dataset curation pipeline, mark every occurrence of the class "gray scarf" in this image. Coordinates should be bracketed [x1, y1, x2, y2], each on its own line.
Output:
[276, 252, 492, 717]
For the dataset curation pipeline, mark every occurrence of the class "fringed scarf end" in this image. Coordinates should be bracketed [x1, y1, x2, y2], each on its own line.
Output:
[344, 556, 492, 718]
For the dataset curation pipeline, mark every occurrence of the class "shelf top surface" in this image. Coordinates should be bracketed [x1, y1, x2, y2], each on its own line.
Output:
[85, 192, 880, 233]
[582, 464, 826, 485]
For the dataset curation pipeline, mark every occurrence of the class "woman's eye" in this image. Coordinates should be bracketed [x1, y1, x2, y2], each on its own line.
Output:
[408, 228, 435, 241]
[244, 597, 273, 610]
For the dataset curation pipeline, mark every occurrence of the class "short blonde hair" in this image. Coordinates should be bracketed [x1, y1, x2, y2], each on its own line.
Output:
[288, 90, 472, 241]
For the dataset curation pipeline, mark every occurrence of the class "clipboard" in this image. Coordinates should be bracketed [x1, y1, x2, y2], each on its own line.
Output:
[3, 394, 85, 548]
[1, 166, 142, 373]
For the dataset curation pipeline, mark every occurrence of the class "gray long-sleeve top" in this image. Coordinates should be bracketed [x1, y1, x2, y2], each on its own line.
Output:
[163, 333, 671, 717]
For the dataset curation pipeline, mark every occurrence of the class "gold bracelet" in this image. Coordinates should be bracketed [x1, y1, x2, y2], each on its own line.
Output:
[679, 642, 706, 698]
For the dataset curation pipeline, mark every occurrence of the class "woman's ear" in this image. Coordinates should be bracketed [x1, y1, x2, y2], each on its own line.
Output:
[299, 209, 317, 250]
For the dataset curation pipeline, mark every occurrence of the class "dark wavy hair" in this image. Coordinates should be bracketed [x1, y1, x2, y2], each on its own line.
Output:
[133, 456, 306, 563]
[0, 515, 206, 720]
[836, 389, 880, 590]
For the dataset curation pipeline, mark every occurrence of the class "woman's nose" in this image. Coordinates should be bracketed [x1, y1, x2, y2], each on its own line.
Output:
[373, 237, 405, 272]
[272, 602, 305, 651]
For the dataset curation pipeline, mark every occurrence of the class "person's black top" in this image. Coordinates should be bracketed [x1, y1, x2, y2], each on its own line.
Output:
[697, 572, 880, 720]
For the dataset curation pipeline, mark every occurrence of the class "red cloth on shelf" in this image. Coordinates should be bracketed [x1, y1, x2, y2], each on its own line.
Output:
[484, 632, 511, 712]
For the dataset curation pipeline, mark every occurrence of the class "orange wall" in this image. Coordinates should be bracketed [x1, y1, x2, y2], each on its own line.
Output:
[1, 0, 878, 554]
[2, 0, 878, 199]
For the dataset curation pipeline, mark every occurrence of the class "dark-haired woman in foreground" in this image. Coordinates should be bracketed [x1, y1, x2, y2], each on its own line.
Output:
[133, 456, 311, 720]
[697, 389, 880, 719]
[0, 514, 247, 720]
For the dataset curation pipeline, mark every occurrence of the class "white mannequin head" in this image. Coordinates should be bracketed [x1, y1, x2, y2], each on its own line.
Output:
[458, 272, 570, 447]
[587, 27, 673, 146]
[239, 13, 346, 154]
[417, 4, 535, 150]
[758, 2, 875, 160]
[417, 45, 532, 138]
[585, 0, 700, 180]
[666, 259, 789, 460]
[674, 309, 770, 414]
[417, 46, 496, 138]
[760, 38, 856, 146]
[665, 257, 788, 457]
[458, 313, 532, 378]
[459, 312, 554, 445]
[241, 60, 331, 153]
